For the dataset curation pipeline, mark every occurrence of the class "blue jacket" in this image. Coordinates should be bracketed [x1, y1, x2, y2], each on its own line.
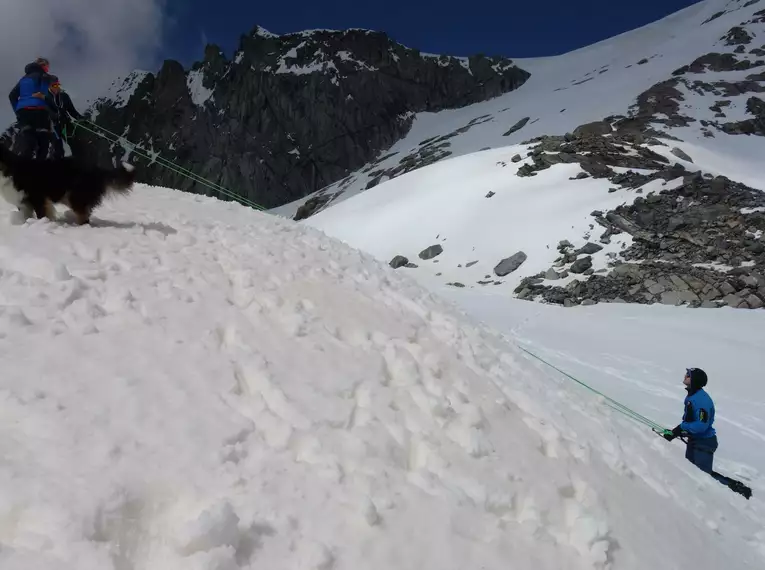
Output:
[8, 63, 54, 112]
[681, 388, 716, 439]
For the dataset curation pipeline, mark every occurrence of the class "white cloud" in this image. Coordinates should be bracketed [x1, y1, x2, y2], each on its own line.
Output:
[0, 0, 165, 129]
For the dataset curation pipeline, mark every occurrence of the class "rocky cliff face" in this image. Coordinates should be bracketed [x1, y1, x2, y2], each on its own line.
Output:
[82, 27, 530, 208]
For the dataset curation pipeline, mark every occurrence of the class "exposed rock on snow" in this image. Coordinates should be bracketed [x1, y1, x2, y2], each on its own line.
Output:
[671, 147, 694, 162]
[524, 172, 765, 308]
[294, 194, 334, 220]
[544, 267, 561, 280]
[494, 251, 528, 276]
[702, 10, 727, 25]
[673, 52, 761, 75]
[389, 255, 409, 268]
[721, 26, 754, 46]
[419, 244, 444, 260]
[516, 130, 671, 180]
[503, 117, 531, 136]
[525, 261, 765, 309]
[569, 256, 593, 274]
[578, 242, 604, 255]
[573, 120, 613, 138]
[721, 95, 765, 135]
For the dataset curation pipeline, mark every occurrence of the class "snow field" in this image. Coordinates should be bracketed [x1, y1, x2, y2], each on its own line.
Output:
[0, 186, 761, 569]
[306, 146, 645, 290]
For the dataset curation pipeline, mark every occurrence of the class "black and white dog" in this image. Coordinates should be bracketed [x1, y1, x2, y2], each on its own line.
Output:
[0, 145, 136, 225]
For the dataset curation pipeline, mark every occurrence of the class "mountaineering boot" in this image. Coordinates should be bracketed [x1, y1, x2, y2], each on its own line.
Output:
[726, 478, 753, 500]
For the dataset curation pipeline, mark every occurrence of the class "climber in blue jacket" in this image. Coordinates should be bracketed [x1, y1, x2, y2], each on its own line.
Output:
[664, 367, 751, 499]
[664, 368, 717, 467]
[8, 58, 55, 159]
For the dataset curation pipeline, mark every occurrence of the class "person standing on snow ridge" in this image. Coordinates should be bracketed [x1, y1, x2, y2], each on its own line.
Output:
[8, 58, 55, 159]
[664, 367, 751, 499]
[47, 79, 83, 159]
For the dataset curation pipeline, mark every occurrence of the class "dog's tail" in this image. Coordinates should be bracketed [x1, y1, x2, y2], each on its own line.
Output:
[105, 162, 137, 196]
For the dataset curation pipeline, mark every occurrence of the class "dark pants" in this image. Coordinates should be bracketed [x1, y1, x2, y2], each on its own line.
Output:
[51, 127, 65, 159]
[15, 108, 51, 159]
[686, 435, 753, 499]
[686, 436, 730, 484]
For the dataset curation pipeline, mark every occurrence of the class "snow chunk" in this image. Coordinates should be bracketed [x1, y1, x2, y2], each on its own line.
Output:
[100, 71, 149, 109]
[337, 51, 378, 72]
[282, 42, 306, 60]
[187, 69, 214, 107]
[275, 45, 339, 76]
[253, 25, 278, 38]
[421, 52, 454, 67]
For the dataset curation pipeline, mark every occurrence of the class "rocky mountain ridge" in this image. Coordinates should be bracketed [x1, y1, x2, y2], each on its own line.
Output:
[80, 26, 529, 208]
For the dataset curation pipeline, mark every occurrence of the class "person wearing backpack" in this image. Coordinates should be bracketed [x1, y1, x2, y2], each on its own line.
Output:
[8, 58, 55, 160]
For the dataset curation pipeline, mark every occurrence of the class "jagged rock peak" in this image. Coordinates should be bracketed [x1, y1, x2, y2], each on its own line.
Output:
[231, 24, 524, 80]
[82, 23, 530, 209]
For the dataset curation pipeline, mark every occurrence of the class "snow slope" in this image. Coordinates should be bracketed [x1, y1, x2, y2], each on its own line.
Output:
[0, 186, 763, 569]
[303, 145, 649, 290]
[272, 0, 765, 218]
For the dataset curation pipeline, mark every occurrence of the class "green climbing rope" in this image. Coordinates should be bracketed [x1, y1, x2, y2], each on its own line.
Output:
[73, 118, 667, 436]
[74, 120, 265, 211]
[83, 120, 240, 200]
[81, 120, 244, 201]
[516, 344, 669, 433]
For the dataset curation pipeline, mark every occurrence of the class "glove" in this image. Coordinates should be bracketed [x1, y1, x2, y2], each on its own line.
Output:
[663, 425, 683, 441]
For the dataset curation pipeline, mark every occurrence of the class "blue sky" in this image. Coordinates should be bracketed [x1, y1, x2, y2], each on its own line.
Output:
[163, 0, 702, 65]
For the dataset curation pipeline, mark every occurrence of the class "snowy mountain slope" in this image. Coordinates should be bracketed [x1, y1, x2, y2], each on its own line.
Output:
[303, 135, 765, 310]
[302, 145, 641, 291]
[0, 188, 763, 569]
[298, 0, 765, 310]
[273, 0, 765, 219]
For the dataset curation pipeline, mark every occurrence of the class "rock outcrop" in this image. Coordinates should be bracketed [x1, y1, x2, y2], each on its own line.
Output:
[494, 251, 528, 276]
[721, 95, 765, 135]
[517, 172, 765, 309]
[419, 245, 444, 260]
